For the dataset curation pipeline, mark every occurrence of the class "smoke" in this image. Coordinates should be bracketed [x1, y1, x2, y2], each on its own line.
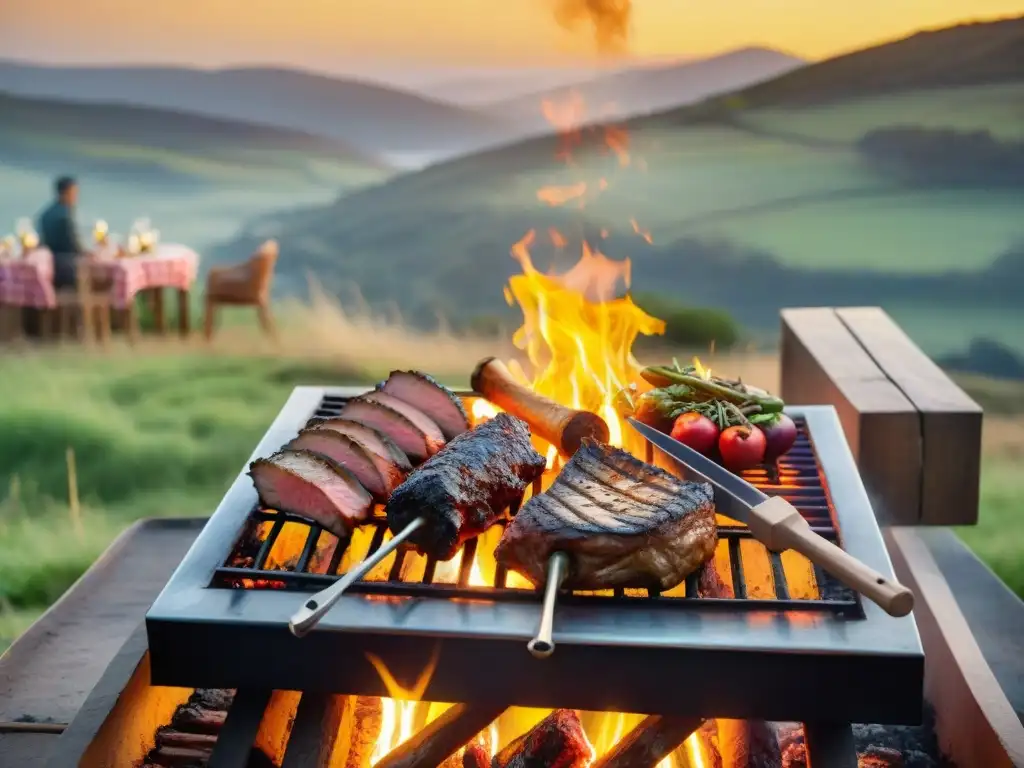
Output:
[551, 0, 632, 53]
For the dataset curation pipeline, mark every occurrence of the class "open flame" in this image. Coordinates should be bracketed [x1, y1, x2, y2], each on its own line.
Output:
[495, 92, 665, 451]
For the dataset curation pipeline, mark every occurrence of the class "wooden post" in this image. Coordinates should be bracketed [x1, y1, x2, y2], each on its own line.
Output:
[780, 307, 982, 526]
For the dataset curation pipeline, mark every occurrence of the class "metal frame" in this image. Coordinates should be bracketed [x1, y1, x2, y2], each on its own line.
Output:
[147, 386, 924, 725]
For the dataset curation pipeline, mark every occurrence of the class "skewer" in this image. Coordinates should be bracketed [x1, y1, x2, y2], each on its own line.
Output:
[289, 517, 426, 637]
[527, 552, 571, 658]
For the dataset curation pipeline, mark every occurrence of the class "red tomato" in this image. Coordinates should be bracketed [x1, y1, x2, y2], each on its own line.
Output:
[718, 425, 767, 471]
[670, 412, 720, 455]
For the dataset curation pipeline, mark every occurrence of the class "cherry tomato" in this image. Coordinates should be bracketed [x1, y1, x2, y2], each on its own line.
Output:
[670, 412, 720, 455]
[718, 425, 767, 471]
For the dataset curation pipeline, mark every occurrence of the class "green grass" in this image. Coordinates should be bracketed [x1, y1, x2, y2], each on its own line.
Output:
[958, 458, 1024, 594]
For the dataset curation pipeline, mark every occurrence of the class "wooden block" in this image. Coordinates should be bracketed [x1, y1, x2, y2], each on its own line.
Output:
[835, 308, 983, 525]
[885, 527, 1024, 768]
[781, 308, 922, 525]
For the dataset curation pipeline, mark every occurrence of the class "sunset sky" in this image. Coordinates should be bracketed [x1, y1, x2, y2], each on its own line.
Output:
[2, 0, 1021, 79]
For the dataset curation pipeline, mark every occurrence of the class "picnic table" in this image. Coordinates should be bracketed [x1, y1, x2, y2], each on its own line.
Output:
[0, 244, 200, 337]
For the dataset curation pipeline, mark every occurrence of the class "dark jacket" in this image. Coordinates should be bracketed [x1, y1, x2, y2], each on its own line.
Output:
[38, 201, 83, 288]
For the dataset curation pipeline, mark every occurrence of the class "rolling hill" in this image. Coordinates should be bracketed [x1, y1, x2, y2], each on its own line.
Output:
[0, 90, 387, 185]
[483, 48, 806, 128]
[0, 63, 518, 158]
[212, 15, 1024, 357]
[0, 91, 392, 251]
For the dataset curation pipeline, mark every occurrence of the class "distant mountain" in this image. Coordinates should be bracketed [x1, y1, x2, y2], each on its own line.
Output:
[0, 90, 389, 187]
[416, 67, 619, 106]
[482, 48, 806, 128]
[648, 16, 1024, 117]
[0, 63, 518, 157]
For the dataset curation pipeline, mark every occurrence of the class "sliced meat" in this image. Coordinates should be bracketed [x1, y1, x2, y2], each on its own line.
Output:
[308, 418, 410, 492]
[386, 413, 546, 561]
[286, 429, 389, 501]
[492, 709, 593, 768]
[378, 370, 470, 440]
[248, 449, 372, 537]
[363, 391, 446, 455]
[495, 439, 717, 591]
[340, 397, 436, 464]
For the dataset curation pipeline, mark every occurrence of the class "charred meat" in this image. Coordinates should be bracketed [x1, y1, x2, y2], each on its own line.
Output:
[386, 413, 546, 561]
[286, 429, 390, 501]
[378, 370, 470, 440]
[340, 397, 439, 464]
[492, 709, 593, 768]
[249, 450, 373, 537]
[495, 439, 717, 591]
[364, 391, 446, 454]
[310, 418, 411, 488]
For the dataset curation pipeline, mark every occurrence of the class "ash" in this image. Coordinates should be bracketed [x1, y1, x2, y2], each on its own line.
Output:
[775, 704, 954, 767]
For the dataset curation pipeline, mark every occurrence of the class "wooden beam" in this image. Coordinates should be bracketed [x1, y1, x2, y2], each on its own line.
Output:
[885, 527, 1024, 767]
[835, 307, 982, 525]
[780, 307, 922, 525]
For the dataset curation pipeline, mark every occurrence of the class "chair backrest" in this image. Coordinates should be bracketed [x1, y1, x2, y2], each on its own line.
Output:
[248, 240, 279, 300]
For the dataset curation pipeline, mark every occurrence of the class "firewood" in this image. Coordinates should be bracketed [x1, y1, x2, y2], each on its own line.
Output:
[155, 727, 219, 750]
[592, 715, 704, 768]
[170, 703, 227, 733]
[859, 746, 905, 767]
[147, 744, 214, 766]
[373, 703, 507, 768]
[463, 743, 490, 768]
[339, 696, 384, 768]
[717, 719, 782, 768]
[190, 688, 235, 711]
[492, 709, 593, 768]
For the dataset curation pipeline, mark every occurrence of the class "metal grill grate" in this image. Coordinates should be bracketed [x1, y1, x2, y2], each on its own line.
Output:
[212, 393, 860, 616]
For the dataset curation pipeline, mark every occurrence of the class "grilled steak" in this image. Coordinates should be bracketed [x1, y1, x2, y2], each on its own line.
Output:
[495, 439, 717, 591]
[308, 418, 410, 492]
[378, 370, 470, 440]
[249, 450, 372, 537]
[286, 429, 390, 501]
[386, 413, 546, 561]
[364, 391, 446, 454]
[492, 709, 593, 768]
[341, 398, 438, 464]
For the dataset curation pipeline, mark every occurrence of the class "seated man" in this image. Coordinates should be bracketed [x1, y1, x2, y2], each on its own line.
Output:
[38, 176, 85, 289]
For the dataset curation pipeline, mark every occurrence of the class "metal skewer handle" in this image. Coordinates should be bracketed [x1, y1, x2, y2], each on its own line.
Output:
[289, 516, 426, 637]
[527, 552, 571, 659]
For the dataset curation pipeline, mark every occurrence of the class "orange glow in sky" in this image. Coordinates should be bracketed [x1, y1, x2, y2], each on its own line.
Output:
[1, 0, 1021, 72]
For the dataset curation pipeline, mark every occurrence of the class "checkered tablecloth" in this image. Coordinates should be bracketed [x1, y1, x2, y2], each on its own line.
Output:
[0, 244, 200, 310]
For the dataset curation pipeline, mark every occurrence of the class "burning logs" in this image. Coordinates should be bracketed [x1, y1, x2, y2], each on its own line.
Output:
[462, 743, 490, 768]
[471, 357, 609, 456]
[592, 715, 704, 768]
[492, 709, 594, 768]
[717, 719, 782, 768]
[372, 703, 508, 768]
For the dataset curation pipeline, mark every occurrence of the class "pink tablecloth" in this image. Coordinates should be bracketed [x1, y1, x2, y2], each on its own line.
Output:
[0, 245, 200, 310]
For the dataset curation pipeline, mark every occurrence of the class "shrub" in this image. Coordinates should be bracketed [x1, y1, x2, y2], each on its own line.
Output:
[632, 293, 740, 350]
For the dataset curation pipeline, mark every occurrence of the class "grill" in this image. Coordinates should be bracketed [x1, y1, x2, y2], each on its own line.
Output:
[213, 394, 858, 616]
[146, 386, 924, 727]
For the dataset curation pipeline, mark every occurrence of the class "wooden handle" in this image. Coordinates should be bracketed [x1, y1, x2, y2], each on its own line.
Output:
[471, 357, 609, 456]
[746, 496, 914, 618]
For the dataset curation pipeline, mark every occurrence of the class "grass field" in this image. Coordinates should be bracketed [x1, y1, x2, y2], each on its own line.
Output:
[246, 82, 1024, 358]
[0, 304, 1021, 652]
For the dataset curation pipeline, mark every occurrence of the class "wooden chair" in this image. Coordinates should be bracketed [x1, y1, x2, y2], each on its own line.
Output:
[203, 240, 279, 340]
[52, 258, 118, 344]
